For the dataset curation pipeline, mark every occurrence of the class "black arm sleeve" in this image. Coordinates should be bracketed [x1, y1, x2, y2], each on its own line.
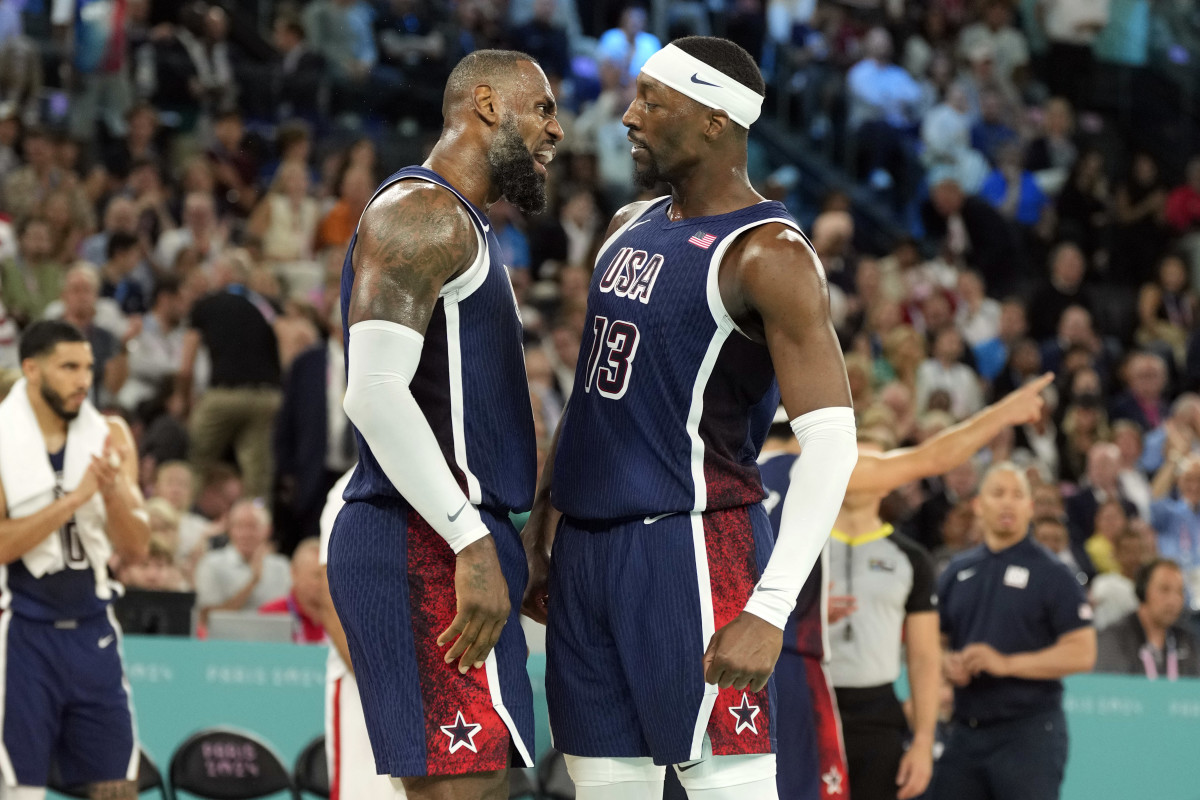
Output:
[894, 532, 938, 614]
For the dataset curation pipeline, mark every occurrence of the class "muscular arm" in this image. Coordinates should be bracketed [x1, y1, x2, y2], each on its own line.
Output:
[0, 469, 97, 565]
[102, 417, 151, 564]
[962, 627, 1097, 680]
[848, 373, 1053, 496]
[904, 611, 942, 750]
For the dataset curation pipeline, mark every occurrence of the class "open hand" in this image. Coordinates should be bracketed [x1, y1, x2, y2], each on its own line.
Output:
[438, 536, 510, 674]
[702, 612, 782, 692]
[896, 740, 934, 800]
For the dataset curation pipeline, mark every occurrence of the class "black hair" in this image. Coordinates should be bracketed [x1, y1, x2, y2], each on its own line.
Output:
[1135, 558, 1180, 603]
[670, 37, 765, 98]
[106, 231, 140, 260]
[19, 320, 87, 362]
[151, 275, 182, 306]
[444, 50, 540, 112]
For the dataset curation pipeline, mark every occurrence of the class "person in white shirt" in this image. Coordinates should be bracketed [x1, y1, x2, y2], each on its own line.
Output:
[1113, 420, 1152, 519]
[958, 0, 1031, 92]
[955, 270, 1002, 347]
[917, 328, 984, 419]
[1090, 528, 1145, 629]
[193, 499, 290, 625]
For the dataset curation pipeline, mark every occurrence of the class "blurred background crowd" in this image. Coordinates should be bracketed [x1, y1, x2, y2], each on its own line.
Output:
[0, 0, 1198, 665]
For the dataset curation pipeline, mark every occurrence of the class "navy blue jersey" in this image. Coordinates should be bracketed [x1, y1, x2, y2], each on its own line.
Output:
[554, 198, 806, 520]
[339, 166, 536, 514]
[4, 448, 107, 621]
[759, 450, 827, 660]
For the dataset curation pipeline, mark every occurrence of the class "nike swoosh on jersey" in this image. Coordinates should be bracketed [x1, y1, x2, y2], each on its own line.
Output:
[482, 223, 490, 232]
[957, 568, 977, 582]
[98, 635, 115, 648]
[643, 512, 675, 524]
[448, 502, 467, 522]
[691, 73, 721, 88]
[629, 218, 652, 230]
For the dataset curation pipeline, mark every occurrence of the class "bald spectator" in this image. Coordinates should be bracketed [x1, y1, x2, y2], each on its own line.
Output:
[49, 264, 129, 403]
[194, 500, 291, 625]
[259, 538, 328, 644]
[1028, 243, 1096, 341]
[1065, 442, 1138, 547]
[1096, 559, 1200, 678]
[80, 195, 139, 267]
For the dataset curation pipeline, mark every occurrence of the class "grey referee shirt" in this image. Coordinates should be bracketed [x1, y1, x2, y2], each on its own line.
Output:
[828, 524, 938, 688]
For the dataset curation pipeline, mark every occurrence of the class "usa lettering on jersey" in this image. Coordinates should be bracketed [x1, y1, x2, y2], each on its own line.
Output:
[597, 247, 664, 304]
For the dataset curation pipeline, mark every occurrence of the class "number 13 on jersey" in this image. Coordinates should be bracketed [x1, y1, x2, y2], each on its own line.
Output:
[584, 316, 641, 399]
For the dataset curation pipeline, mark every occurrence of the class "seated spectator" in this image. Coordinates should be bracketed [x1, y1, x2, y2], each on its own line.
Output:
[314, 166, 373, 253]
[39, 188, 92, 265]
[1033, 515, 1092, 587]
[1149, 455, 1200, 603]
[1136, 253, 1196, 367]
[99, 232, 148, 316]
[1167, 156, 1200, 239]
[51, 265, 129, 404]
[2, 127, 91, 226]
[272, 16, 327, 121]
[970, 89, 1020, 167]
[1012, 380, 1060, 480]
[1095, 559, 1200, 678]
[914, 460, 979, 553]
[1040, 305, 1111, 378]
[1028, 243, 1096, 341]
[1090, 528, 1148, 630]
[1, 217, 66, 327]
[595, 6, 661, 82]
[979, 142, 1051, 229]
[917, 328, 984, 419]
[154, 192, 226, 275]
[1085, 499, 1130, 575]
[248, 161, 319, 268]
[957, 0, 1030, 94]
[193, 463, 245, 528]
[876, 325, 925, 391]
[1114, 420, 1151, 519]
[920, 177, 1024, 297]
[1111, 351, 1169, 432]
[920, 84, 989, 195]
[1141, 393, 1200, 474]
[956, 270, 1001, 348]
[931, 499, 980, 575]
[1024, 97, 1078, 196]
[847, 28, 922, 192]
[1055, 149, 1111, 262]
[1066, 442, 1138, 547]
[153, 460, 219, 580]
[194, 500, 291, 625]
[116, 534, 188, 592]
[1112, 152, 1170, 288]
[118, 277, 186, 410]
[1058, 396, 1111, 484]
[259, 538, 327, 644]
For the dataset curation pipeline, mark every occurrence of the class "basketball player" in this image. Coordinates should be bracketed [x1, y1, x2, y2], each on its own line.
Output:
[524, 38, 859, 799]
[0, 320, 150, 800]
[317, 470, 397, 800]
[325, 50, 562, 800]
[760, 374, 1051, 799]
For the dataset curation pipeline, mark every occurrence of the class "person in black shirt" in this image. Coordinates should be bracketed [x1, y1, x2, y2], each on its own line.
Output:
[1095, 559, 1200, 679]
[99, 232, 148, 316]
[933, 463, 1096, 800]
[176, 253, 281, 500]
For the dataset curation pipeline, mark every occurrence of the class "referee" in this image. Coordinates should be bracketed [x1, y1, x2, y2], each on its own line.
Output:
[933, 463, 1096, 800]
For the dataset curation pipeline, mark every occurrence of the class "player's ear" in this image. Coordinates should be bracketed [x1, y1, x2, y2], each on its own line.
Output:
[704, 109, 731, 142]
[472, 84, 501, 125]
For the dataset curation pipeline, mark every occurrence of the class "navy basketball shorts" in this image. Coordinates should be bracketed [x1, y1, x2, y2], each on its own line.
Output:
[326, 499, 535, 778]
[546, 504, 777, 765]
[0, 609, 138, 788]
[774, 651, 849, 800]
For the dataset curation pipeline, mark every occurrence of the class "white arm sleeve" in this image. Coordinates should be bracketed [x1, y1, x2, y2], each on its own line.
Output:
[343, 320, 490, 554]
[743, 406, 858, 630]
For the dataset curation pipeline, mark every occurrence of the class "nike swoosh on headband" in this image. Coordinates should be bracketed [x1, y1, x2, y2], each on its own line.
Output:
[690, 73, 721, 88]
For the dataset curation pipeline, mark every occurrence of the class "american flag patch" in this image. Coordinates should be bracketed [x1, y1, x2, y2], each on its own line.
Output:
[688, 232, 717, 249]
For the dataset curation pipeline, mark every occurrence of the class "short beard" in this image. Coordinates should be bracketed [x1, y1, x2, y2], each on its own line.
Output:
[41, 383, 81, 421]
[633, 153, 663, 191]
[488, 115, 547, 215]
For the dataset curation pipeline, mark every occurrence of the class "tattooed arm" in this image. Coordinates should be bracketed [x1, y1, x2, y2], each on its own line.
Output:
[343, 180, 511, 674]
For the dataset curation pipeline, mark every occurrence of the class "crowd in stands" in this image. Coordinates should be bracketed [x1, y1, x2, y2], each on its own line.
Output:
[0, 0, 1198, 671]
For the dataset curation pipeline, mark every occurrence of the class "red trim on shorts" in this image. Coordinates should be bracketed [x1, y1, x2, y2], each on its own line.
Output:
[803, 656, 849, 797]
[702, 506, 772, 756]
[331, 677, 342, 800]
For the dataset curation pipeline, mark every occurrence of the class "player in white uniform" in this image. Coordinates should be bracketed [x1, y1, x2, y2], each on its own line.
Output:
[317, 470, 400, 800]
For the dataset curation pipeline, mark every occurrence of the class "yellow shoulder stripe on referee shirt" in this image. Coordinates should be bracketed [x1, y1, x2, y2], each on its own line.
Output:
[830, 524, 895, 547]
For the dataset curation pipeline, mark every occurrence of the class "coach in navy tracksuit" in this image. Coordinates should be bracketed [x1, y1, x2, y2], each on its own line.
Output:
[932, 462, 1096, 800]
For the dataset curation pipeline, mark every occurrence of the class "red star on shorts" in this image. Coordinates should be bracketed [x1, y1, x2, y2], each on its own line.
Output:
[440, 711, 482, 754]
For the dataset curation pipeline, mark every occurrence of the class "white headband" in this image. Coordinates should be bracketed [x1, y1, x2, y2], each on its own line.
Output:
[640, 43, 764, 128]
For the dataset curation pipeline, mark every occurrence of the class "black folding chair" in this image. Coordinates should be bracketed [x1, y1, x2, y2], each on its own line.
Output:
[48, 747, 170, 799]
[292, 736, 328, 799]
[169, 728, 299, 800]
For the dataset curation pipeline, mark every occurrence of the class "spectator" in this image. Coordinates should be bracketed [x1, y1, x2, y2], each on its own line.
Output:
[259, 538, 328, 644]
[152, 459, 215, 580]
[932, 499, 980, 575]
[1141, 393, 1200, 474]
[920, 178, 1024, 297]
[1055, 148, 1110, 261]
[2, 127, 91, 226]
[314, 166, 374, 253]
[979, 142, 1050, 229]
[247, 161, 319, 281]
[1065, 441, 1138, 546]
[52, 0, 134, 140]
[194, 500, 291, 624]
[877, 325, 926, 391]
[1148, 455, 1200, 606]
[118, 276, 186, 410]
[52, 263, 128, 404]
[106, 102, 164, 181]
[977, 306, 1032, 386]
[912, 460, 979, 552]
[1113, 419, 1151, 519]
[957, 0, 1030, 93]
[956, 271, 1001, 348]
[116, 534, 188, 592]
[272, 16, 327, 121]
[0, 11, 42, 127]
[917, 327, 984, 419]
[1112, 152, 1169, 287]
[1024, 97, 1078, 197]
[154, 191, 226, 275]
[206, 108, 259, 219]
[1058, 394, 1111, 484]
[1032, 515, 1092, 587]
[1136, 253, 1196, 367]
[847, 28, 922, 191]
[1095, 559, 1200, 677]
[303, 0, 401, 119]
[193, 462, 244, 527]
[509, 0, 570, 81]
[933, 464, 1096, 800]
[99, 231, 148, 316]
[1084, 499, 1129, 575]
[0, 217, 66, 327]
[1167, 156, 1200, 277]
[177, 251, 282, 499]
[1089, 528, 1148, 629]
[970, 89, 1020, 166]
[272, 307, 353, 555]
[1028, 243, 1095, 340]
[1110, 351, 1169, 431]
[595, 6, 661, 81]
[920, 84, 989, 195]
[81, 196, 139, 274]
[1041, 0, 1110, 110]
[1012, 380, 1060, 479]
